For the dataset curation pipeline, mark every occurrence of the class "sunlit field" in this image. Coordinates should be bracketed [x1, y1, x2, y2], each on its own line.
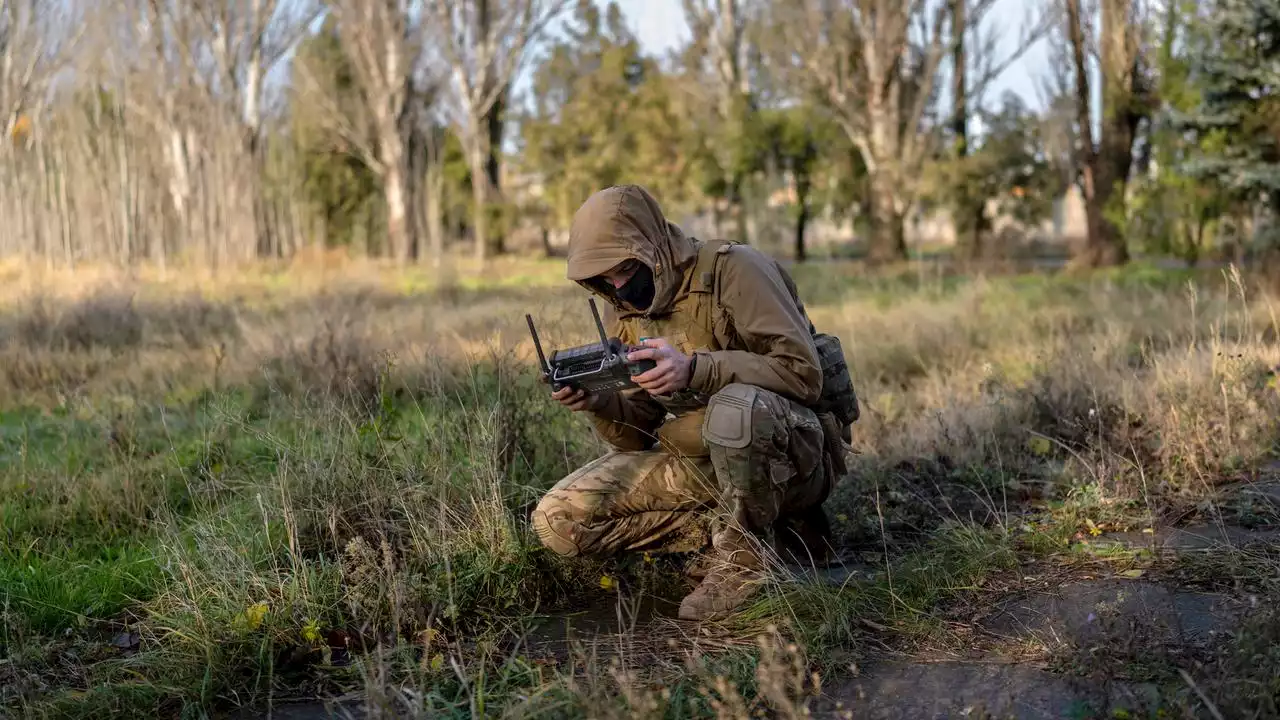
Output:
[2, 256, 1278, 719]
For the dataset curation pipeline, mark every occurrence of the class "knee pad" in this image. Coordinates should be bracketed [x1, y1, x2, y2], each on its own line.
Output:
[530, 494, 581, 557]
[701, 384, 788, 530]
[702, 383, 768, 451]
[701, 383, 828, 532]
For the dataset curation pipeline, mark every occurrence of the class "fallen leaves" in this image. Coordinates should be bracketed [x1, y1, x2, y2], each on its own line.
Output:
[233, 601, 269, 632]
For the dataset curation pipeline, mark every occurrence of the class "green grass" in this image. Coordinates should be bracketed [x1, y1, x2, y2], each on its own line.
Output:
[1, 543, 160, 632]
[746, 522, 1020, 658]
[0, 355, 628, 716]
[2, 258, 1279, 718]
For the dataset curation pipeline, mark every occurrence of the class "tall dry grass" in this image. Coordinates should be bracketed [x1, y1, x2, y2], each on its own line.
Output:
[1, 258, 1278, 718]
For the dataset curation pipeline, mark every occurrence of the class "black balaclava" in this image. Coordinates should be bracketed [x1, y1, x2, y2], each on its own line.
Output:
[613, 262, 656, 311]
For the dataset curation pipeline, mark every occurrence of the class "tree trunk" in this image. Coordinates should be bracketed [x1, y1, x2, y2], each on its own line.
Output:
[1093, 0, 1138, 266]
[867, 170, 906, 262]
[731, 173, 748, 244]
[375, 107, 414, 263]
[116, 117, 134, 264]
[794, 174, 810, 262]
[1189, 211, 1207, 267]
[406, 112, 426, 263]
[541, 227, 553, 258]
[426, 159, 444, 266]
[470, 139, 491, 262]
[376, 119, 412, 262]
[794, 204, 809, 263]
[247, 135, 274, 259]
[166, 127, 192, 243]
[1065, 0, 1132, 269]
[863, 75, 908, 263]
[383, 155, 411, 263]
[952, 0, 977, 261]
[483, 88, 506, 257]
[0, 170, 10, 257]
[245, 29, 270, 261]
[55, 144, 72, 267]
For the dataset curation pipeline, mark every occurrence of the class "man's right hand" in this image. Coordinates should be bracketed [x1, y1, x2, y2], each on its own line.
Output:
[551, 385, 594, 412]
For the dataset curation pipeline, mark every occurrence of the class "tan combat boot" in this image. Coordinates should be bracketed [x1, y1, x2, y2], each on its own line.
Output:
[677, 528, 768, 622]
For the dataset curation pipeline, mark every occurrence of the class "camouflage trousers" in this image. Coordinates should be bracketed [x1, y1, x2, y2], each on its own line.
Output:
[531, 383, 835, 560]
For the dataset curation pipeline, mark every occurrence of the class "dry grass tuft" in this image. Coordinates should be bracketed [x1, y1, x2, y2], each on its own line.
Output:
[257, 316, 391, 416]
[14, 291, 144, 352]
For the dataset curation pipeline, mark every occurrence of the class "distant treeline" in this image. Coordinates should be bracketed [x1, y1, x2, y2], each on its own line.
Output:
[0, 0, 1276, 269]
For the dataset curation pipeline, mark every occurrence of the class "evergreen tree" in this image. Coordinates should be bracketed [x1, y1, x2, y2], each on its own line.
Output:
[923, 93, 1058, 257]
[1126, 0, 1228, 265]
[1177, 0, 1280, 223]
[290, 19, 382, 251]
[757, 103, 849, 262]
[517, 0, 694, 228]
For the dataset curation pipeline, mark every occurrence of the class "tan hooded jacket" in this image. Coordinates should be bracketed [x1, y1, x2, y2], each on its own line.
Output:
[565, 185, 822, 454]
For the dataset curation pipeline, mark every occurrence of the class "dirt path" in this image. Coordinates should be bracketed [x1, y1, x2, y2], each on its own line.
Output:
[813, 519, 1277, 719]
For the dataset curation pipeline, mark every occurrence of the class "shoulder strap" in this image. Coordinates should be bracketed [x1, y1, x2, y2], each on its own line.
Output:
[691, 239, 818, 338]
[689, 238, 741, 295]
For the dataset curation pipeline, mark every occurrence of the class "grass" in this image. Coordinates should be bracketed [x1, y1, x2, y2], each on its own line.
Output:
[1, 255, 1278, 719]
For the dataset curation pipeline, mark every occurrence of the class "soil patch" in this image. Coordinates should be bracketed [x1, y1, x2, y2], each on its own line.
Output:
[813, 661, 1163, 720]
[977, 579, 1243, 654]
[1098, 523, 1280, 552]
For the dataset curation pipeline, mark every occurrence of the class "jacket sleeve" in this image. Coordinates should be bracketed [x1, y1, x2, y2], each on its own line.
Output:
[582, 301, 667, 451]
[686, 247, 822, 405]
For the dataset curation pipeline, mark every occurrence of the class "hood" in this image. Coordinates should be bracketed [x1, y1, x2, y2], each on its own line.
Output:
[565, 185, 697, 317]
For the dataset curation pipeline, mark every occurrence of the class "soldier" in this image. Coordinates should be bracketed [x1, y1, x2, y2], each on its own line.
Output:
[530, 184, 855, 622]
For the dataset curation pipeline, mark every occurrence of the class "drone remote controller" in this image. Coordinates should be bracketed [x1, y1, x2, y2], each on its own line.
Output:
[526, 298, 658, 394]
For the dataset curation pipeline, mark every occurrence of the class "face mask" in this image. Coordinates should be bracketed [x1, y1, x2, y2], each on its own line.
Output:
[614, 263, 656, 310]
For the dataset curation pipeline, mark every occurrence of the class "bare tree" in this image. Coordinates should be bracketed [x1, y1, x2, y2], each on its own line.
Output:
[1033, 35, 1082, 243]
[950, 0, 979, 258]
[0, 1, 85, 261]
[1061, 0, 1150, 268]
[406, 74, 452, 264]
[428, 0, 570, 262]
[0, 1, 83, 143]
[0, 0, 326, 270]
[766, 0, 1049, 262]
[0, 0, 430, 269]
[183, 1, 321, 143]
[951, 0, 1061, 260]
[185, 0, 322, 258]
[109, 0, 252, 267]
[319, 0, 420, 263]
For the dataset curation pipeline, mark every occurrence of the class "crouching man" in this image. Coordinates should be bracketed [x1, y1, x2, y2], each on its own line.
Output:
[530, 184, 856, 622]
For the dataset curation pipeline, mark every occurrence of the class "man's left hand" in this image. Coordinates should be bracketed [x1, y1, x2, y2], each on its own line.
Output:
[627, 338, 693, 396]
